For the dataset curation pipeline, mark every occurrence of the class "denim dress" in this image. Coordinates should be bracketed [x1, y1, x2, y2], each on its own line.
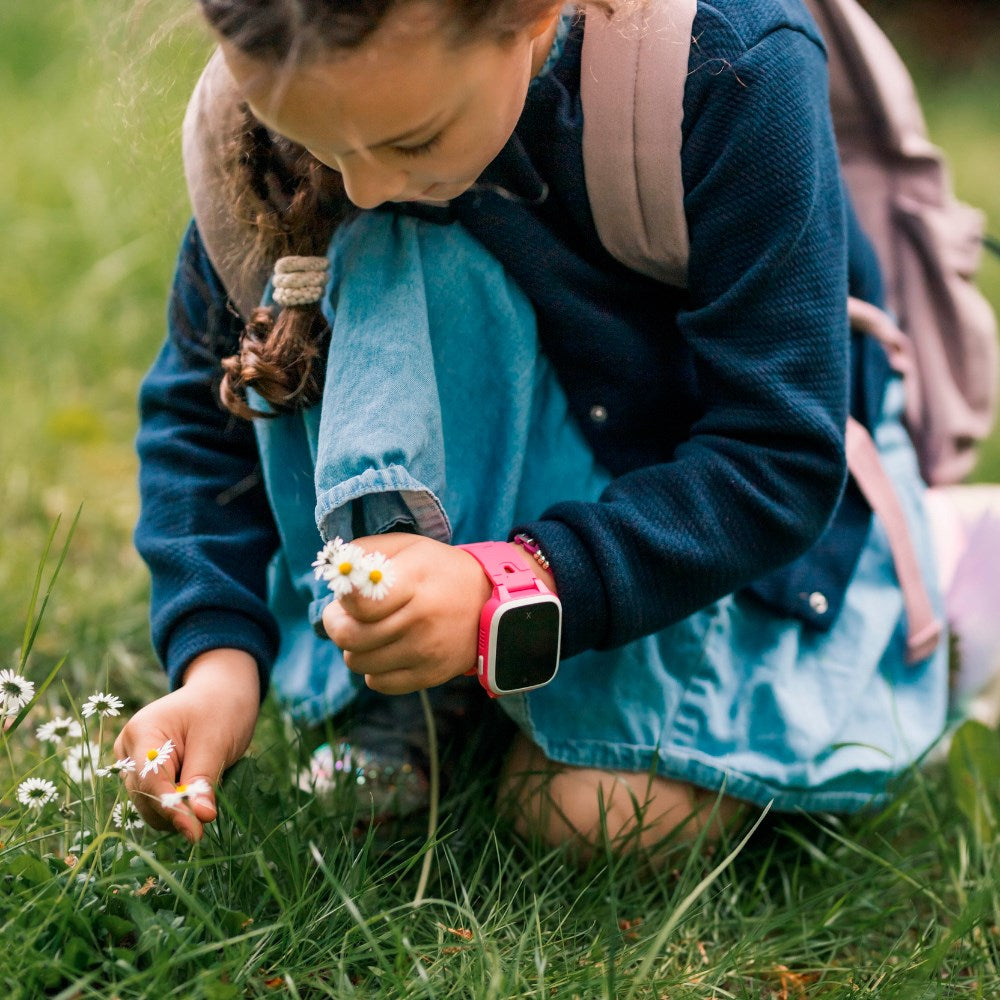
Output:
[249, 209, 948, 814]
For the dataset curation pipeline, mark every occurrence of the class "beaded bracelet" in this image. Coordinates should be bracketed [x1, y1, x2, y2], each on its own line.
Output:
[513, 533, 551, 572]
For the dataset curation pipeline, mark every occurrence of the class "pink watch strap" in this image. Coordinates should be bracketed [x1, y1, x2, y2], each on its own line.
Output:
[458, 542, 547, 597]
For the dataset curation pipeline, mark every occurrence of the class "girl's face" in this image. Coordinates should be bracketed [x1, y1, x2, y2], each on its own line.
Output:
[219, 3, 560, 209]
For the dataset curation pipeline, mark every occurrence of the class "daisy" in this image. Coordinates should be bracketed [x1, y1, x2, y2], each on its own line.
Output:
[36, 717, 83, 744]
[312, 537, 346, 580]
[81, 691, 124, 718]
[112, 799, 145, 832]
[356, 551, 396, 601]
[64, 742, 102, 783]
[17, 777, 58, 810]
[140, 738, 176, 779]
[97, 756, 136, 778]
[0, 669, 35, 715]
[159, 777, 212, 811]
[314, 540, 368, 597]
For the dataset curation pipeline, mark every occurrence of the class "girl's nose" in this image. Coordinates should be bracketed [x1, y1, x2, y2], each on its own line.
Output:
[338, 156, 409, 210]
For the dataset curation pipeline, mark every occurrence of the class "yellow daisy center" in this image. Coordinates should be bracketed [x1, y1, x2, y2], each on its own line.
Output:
[176, 784, 187, 793]
[146, 749, 158, 761]
[338, 561, 353, 575]
[369, 569, 383, 584]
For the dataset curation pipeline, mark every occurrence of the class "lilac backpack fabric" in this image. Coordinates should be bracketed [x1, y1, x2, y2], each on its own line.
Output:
[581, 0, 998, 488]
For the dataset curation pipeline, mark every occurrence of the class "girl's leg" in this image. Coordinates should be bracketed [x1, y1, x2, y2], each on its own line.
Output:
[499, 732, 746, 864]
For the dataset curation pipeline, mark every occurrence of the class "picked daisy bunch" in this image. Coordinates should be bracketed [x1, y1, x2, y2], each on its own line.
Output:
[312, 537, 397, 600]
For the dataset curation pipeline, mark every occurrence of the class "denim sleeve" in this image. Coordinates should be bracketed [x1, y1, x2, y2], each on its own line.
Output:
[515, 25, 850, 658]
[134, 221, 280, 695]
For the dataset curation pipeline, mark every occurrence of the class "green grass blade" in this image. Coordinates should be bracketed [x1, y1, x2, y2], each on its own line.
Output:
[624, 802, 772, 1000]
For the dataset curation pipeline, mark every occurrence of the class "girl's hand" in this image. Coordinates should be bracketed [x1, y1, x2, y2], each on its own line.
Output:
[113, 649, 260, 842]
[322, 533, 494, 694]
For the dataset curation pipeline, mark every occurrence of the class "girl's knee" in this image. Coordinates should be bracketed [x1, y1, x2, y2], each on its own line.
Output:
[498, 733, 744, 864]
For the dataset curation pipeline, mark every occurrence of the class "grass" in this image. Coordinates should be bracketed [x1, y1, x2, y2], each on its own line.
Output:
[1, 1, 999, 996]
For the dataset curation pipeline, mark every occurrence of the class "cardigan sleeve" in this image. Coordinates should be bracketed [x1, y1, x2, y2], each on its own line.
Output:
[134, 221, 281, 695]
[514, 24, 851, 658]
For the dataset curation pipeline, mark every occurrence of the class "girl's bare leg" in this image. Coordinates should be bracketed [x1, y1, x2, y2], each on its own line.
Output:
[499, 732, 747, 864]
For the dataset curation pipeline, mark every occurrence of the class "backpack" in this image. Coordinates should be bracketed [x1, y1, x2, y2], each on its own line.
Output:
[579, 0, 999, 664]
[581, 0, 999, 489]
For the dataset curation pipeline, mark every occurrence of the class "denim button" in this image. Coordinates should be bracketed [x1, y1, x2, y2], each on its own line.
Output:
[808, 591, 829, 614]
[589, 404, 608, 423]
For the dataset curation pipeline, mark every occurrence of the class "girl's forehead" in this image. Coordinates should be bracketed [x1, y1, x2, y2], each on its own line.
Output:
[222, 1, 484, 103]
[221, 14, 500, 154]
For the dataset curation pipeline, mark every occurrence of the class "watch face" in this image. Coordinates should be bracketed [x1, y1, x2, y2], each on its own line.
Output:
[492, 598, 561, 693]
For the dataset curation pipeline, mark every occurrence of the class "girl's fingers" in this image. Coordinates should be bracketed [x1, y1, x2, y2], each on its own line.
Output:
[169, 743, 228, 838]
[157, 777, 215, 842]
[336, 581, 411, 622]
[117, 724, 191, 835]
[342, 637, 410, 678]
[364, 667, 432, 696]
[323, 599, 410, 652]
[124, 766, 181, 833]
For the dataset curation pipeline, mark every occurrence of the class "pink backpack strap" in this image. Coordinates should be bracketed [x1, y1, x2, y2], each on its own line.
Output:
[845, 416, 942, 662]
[580, 0, 696, 288]
[580, 2, 944, 652]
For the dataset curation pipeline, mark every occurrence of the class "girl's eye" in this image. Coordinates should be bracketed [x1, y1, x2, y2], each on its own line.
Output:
[393, 134, 442, 159]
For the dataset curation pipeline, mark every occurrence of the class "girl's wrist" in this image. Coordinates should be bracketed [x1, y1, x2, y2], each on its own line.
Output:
[182, 648, 261, 704]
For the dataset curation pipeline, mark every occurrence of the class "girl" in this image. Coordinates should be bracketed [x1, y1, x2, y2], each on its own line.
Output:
[115, 0, 948, 855]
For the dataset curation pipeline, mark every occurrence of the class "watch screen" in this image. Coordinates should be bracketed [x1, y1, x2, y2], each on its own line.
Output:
[493, 600, 561, 692]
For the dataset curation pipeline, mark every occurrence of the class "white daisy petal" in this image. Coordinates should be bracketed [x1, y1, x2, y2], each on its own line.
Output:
[36, 717, 84, 744]
[139, 738, 176, 779]
[317, 542, 366, 595]
[81, 692, 125, 719]
[0, 669, 35, 715]
[160, 776, 213, 810]
[64, 742, 102, 783]
[356, 552, 396, 600]
[112, 800, 144, 832]
[312, 537, 346, 579]
[184, 777, 213, 799]
[327, 573, 356, 599]
[17, 777, 58, 810]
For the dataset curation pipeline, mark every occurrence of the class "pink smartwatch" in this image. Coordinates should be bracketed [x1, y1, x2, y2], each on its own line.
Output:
[458, 541, 562, 698]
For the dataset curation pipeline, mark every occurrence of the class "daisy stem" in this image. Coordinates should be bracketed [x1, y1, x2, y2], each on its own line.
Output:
[412, 688, 439, 908]
[2, 731, 15, 785]
[62, 783, 70, 856]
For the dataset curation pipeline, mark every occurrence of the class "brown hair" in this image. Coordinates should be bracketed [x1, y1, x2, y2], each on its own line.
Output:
[200, 0, 568, 419]
[216, 105, 351, 419]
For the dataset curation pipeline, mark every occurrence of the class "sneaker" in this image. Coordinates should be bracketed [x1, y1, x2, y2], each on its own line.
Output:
[296, 676, 490, 821]
[298, 739, 429, 821]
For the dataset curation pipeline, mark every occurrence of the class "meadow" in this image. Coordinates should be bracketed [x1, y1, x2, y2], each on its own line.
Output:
[1, 1, 998, 995]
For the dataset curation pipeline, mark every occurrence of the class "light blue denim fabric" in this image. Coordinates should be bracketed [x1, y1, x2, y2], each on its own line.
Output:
[253, 211, 948, 812]
[510, 378, 948, 811]
[252, 211, 610, 722]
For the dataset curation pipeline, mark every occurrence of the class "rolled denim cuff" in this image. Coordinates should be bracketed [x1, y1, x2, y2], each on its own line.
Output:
[314, 464, 451, 544]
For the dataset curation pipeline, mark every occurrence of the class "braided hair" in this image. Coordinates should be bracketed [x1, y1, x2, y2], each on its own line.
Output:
[217, 107, 352, 419]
